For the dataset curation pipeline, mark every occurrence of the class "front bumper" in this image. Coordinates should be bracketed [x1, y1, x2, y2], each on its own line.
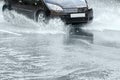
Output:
[50, 8, 93, 24]
[62, 8, 93, 24]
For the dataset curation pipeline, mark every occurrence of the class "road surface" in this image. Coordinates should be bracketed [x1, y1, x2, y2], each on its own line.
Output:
[0, 0, 120, 80]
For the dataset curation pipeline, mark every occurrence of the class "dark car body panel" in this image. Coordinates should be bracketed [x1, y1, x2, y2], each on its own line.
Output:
[3, 0, 93, 24]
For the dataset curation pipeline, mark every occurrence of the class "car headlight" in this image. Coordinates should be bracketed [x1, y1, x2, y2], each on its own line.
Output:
[46, 3, 63, 12]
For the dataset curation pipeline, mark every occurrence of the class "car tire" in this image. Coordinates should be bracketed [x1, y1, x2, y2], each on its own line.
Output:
[36, 11, 48, 23]
[2, 5, 15, 22]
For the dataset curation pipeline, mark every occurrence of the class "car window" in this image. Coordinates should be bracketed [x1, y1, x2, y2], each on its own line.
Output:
[22, 0, 43, 6]
[23, 0, 35, 4]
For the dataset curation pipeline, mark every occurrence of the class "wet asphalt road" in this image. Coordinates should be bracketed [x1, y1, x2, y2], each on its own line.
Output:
[0, 0, 120, 80]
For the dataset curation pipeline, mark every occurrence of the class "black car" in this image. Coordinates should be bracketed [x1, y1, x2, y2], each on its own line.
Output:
[2, 0, 93, 24]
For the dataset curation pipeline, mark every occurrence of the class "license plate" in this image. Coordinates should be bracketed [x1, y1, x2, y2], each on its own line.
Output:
[70, 13, 85, 18]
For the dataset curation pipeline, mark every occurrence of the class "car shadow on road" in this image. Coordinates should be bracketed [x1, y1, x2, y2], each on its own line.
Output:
[64, 25, 94, 45]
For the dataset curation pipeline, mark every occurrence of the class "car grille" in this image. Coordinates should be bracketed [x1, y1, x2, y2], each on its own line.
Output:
[64, 8, 78, 13]
[64, 8, 88, 13]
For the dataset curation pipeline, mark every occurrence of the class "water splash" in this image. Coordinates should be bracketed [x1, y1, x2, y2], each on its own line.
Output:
[0, 1, 68, 34]
[3, 10, 68, 34]
[82, 0, 120, 31]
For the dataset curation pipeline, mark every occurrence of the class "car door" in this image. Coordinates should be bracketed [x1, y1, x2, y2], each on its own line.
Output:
[12, 0, 44, 19]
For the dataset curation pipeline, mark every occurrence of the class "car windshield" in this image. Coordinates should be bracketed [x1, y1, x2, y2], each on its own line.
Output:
[44, 0, 87, 8]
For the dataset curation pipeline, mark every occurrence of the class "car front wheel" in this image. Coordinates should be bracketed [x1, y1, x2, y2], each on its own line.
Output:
[36, 11, 48, 23]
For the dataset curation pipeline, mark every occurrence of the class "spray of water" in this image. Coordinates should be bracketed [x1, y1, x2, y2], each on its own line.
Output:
[0, 1, 4, 22]
[4, 11, 68, 34]
[0, 1, 68, 34]
[83, 0, 120, 31]
[1, 0, 120, 34]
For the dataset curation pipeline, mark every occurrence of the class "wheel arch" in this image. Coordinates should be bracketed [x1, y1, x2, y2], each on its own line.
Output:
[2, 4, 12, 12]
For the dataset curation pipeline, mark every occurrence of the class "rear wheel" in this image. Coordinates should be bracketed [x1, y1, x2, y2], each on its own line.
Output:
[2, 5, 15, 22]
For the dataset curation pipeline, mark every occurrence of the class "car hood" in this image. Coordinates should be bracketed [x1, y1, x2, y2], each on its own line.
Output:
[45, 0, 87, 8]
